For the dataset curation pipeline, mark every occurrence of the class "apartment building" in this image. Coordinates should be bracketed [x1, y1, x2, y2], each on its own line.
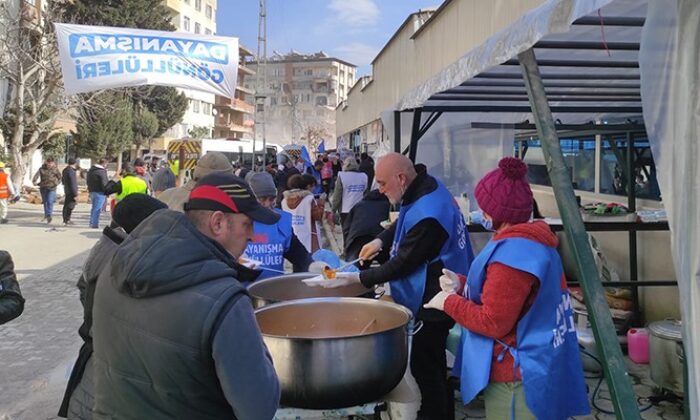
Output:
[212, 45, 255, 139]
[244, 51, 356, 147]
[160, 0, 217, 145]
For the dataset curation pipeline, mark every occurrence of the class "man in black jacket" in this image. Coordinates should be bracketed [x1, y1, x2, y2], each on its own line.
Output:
[87, 159, 108, 229]
[358, 152, 375, 188]
[342, 189, 390, 264]
[59, 194, 168, 419]
[62, 158, 79, 226]
[0, 250, 24, 325]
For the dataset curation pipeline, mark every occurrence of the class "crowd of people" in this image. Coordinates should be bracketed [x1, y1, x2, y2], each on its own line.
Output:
[0, 149, 590, 420]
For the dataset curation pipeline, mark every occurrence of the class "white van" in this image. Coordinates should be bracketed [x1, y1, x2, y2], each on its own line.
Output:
[167, 138, 282, 172]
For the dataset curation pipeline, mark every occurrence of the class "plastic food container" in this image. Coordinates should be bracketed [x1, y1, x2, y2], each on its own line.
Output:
[627, 328, 649, 364]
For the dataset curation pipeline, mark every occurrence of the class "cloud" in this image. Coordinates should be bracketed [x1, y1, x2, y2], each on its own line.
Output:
[328, 0, 380, 28]
[334, 42, 379, 67]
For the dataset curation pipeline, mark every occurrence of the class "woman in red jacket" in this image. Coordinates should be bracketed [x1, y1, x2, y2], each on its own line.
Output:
[425, 157, 589, 420]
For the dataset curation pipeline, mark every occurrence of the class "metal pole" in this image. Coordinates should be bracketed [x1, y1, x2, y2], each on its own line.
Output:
[626, 132, 639, 325]
[518, 48, 640, 419]
[409, 108, 422, 162]
[393, 111, 401, 153]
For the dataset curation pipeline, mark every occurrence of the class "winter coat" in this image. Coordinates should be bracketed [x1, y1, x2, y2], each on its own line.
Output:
[62, 166, 79, 198]
[157, 179, 196, 213]
[0, 251, 24, 325]
[343, 190, 390, 256]
[92, 210, 280, 420]
[86, 165, 108, 194]
[59, 227, 127, 419]
[150, 166, 176, 195]
[444, 221, 554, 383]
[358, 157, 375, 188]
[33, 164, 61, 190]
[282, 189, 324, 253]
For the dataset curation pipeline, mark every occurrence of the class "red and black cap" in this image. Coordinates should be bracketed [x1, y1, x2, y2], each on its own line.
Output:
[184, 172, 280, 225]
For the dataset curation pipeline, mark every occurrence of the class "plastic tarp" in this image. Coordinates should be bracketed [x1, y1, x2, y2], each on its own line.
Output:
[640, 0, 700, 414]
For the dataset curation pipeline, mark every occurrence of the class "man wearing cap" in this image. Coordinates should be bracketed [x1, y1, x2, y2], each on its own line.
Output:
[104, 162, 148, 203]
[61, 158, 79, 226]
[158, 151, 233, 212]
[245, 172, 312, 280]
[0, 162, 19, 224]
[92, 172, 280, 420]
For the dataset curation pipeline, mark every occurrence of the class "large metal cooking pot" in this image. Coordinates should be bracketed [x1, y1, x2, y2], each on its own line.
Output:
[255, 297, 412, 409]
[648, 319, 684, 395]
[247, 272, 371, 308]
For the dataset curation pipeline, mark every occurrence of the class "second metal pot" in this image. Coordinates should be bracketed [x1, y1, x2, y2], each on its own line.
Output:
[648, 319, 684, 395]
[247, 272, 371, 308]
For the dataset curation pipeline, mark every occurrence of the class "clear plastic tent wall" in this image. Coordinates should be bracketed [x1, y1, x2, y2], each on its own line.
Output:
[641, 0, 700, 415]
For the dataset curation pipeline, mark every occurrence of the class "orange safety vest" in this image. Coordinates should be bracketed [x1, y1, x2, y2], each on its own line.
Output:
[0, 172, 9, 199]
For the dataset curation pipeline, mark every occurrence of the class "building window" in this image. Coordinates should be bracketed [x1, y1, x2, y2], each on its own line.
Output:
[205, 28, 212, 35]
[270, 97, 277, 106]
[305, 94, 311, 103]
[194, 22, 201, 34]
[203, 102, 211, 115]
[183, 16, 190, 32]
[195, 0, 202, 11]
[304, 69, 313, 76]
[315, 96, 327, 106]
[192, 100, 200, 113]
[206, 4, 213, 19]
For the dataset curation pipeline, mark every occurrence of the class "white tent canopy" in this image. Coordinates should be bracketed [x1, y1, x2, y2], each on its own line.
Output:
[381, 0, 699, 415]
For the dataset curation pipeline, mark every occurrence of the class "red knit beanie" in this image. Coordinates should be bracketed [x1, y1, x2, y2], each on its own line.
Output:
[474, 157, 533, 224]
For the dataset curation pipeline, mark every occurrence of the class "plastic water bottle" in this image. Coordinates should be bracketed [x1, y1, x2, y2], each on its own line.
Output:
[627, 328, 649, 364]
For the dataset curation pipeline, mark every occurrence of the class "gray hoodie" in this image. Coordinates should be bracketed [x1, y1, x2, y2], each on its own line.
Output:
[92, 209, 280, 420]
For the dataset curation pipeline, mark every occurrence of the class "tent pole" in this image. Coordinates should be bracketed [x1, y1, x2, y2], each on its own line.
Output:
[394, 111, 401, 153]
[409, 108, 422, 162]
[518, 48, 640, 419]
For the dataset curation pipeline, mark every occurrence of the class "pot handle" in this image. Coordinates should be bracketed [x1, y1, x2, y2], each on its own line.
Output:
[408, 320, 424, 336]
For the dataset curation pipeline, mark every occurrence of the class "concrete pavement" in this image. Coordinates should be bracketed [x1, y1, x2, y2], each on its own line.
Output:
[0, 201, 108, 420]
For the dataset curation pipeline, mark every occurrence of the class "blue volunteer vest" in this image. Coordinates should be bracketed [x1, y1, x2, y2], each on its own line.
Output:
[390, 180, 473, 316]
[245, 209, 293, 280]
[454, 237, 590, 419]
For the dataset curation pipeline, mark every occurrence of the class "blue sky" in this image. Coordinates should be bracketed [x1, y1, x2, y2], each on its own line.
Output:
[216, 0, 440, 76]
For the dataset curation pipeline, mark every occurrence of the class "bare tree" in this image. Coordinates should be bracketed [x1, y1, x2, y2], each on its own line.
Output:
[0, 1, 73, 187]
[301, 121, 331, 160]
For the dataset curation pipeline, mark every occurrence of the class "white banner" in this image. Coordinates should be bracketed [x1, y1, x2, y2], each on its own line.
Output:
[54, 23, 239, 97]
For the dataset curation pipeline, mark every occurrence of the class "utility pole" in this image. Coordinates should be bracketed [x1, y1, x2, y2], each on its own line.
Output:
[253, 0, 267, 171]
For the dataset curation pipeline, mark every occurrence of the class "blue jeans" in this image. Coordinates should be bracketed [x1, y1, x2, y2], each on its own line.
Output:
[40, 188, 56, 218]
[89, 192, 106, 227]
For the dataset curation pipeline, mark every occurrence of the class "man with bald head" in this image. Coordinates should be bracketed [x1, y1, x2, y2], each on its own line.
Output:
[307, 152, 474, 419]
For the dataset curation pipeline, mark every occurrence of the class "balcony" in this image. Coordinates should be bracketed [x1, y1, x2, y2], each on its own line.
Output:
[239, 65, 255, 76]
[164, 0, 181, 14]
[215, 116, 253, 134]
[215, 96, 255, 114]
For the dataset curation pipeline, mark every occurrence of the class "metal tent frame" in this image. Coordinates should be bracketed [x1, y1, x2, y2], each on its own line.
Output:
[387, 3, 685, 418]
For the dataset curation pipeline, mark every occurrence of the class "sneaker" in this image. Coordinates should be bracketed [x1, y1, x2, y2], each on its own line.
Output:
[63, 220, 75, 226]
[90, 224, 99, 229]
[0, 219, 7, 224]
[47, 216, 52, 224]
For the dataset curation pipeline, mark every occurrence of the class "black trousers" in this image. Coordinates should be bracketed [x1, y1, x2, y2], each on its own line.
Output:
[63, 194, 76, 223]
[411, 318, 455, 420]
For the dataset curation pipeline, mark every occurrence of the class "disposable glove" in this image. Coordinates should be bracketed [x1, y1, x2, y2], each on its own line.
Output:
[439, 268, 463, 294]
[359, 238, 383, 266]
[303, 271, 361, 288]
[423, 291, 451, 312]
